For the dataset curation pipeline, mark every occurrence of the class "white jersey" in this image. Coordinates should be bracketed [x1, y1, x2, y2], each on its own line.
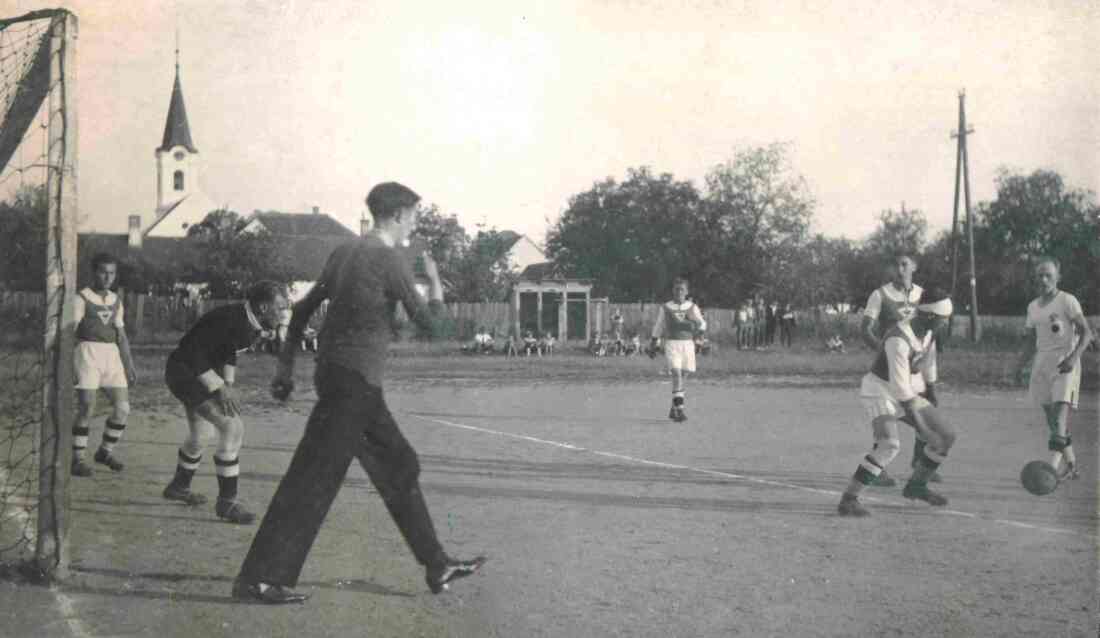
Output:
[1025, 291, 1083, 354]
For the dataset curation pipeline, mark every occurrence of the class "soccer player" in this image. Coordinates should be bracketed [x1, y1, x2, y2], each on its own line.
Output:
[838, 290, 957, 516]
[160, 281, 289, 524]
[860, 253, 937, 486]
[70, 252, 137, 477]
[1014, 258, 1094, 481]
[650, 277, 706, 422]
[233, 182, 485, 605]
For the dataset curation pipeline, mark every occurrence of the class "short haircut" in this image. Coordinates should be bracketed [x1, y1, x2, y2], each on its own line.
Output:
[892, 252, 916, 266]
[246, 280, 286, 307]
[672, 277, 689, 288]
[1035, 256, 1060, 272]
[366, 182, 421, 222]
[90, 252, 118, 271]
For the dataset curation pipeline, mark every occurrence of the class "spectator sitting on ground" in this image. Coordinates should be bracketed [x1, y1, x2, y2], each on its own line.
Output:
[625, 334, 641, 356]
[522, 331, 539, 357]
[539, 332, 556, 356]
[589, 332, 607, 357]
[475, 326, 495, 353]
[503, 334, 519, 357]
[826, 335, 845, 354]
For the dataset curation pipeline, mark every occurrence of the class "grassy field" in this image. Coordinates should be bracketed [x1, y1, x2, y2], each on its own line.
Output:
[0, 341, 1097, 638]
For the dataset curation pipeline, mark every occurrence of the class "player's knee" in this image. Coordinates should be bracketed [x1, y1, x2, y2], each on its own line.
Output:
[217, 420, 245, 456]
[112, 400, 131, 423]
[1048, 434, 1071, 452]
[938, 428, 957, 451]
[870, 437, 900, 466]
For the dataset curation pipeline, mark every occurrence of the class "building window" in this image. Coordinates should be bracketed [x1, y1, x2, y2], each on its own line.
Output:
[173, 170, 184, 191]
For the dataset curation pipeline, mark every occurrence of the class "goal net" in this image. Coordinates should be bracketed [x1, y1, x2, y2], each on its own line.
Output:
[0, 8, 77, 581]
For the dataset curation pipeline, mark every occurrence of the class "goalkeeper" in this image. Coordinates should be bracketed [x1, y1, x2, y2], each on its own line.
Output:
[649, 277, 706, 422]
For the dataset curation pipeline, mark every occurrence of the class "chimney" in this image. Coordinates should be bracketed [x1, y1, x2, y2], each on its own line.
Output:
[360, 213, 372, 237]
[312, 206, 320, 215]
[128, 215, 143, 250]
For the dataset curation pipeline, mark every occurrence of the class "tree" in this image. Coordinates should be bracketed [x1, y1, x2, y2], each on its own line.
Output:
[698, 143, 814, 306]
[450, 228, 520, 302]
[863, 206, 928, 260]
[975, 168, 1099, 313]
[412, 203, 469, 299]
[546, 167, 702, 302]
[0, 184, 47, 291]
[184, 209, 297, 297]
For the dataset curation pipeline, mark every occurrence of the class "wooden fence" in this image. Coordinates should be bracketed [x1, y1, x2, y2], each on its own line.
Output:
[2, 290, 1097, 346]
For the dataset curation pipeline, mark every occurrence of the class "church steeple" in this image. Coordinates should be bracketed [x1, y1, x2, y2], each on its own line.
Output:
[158, 44, 197, 153]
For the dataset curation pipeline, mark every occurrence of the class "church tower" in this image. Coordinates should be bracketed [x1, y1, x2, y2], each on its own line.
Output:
[144, 44, 216, 238]
[154, 48, 198, 211]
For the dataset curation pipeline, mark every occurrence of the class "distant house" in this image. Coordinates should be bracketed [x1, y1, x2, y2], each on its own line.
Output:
[509, 234, 548, 273]
[236, 208, 359, 301]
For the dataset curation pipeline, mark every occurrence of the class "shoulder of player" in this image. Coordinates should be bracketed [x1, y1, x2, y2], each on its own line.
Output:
[77, 287, 117, 305]
[1057, 291, 1082, 309]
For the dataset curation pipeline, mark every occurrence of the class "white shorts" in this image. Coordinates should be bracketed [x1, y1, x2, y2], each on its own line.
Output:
[664, 339, 696, 373]
[74, 341, 127, 390]
[1029, 350, 1080, 409]
[859, 373, 929, 420]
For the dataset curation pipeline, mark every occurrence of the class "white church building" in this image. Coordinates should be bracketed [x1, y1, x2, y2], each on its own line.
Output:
[133, 55, 218, 239]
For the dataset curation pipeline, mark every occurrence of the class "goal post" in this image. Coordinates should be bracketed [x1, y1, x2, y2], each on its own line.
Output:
[0, 8, 77, 582]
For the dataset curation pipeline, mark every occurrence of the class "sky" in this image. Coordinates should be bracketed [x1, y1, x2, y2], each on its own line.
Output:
[4, 0, 1098, 244]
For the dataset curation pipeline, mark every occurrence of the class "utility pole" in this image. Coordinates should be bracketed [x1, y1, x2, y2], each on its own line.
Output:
[950, 90, 980, 342]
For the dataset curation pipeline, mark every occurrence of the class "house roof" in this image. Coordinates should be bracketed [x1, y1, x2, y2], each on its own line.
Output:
[143, 197, 186, 236]
[518, 261, 587, 282]
[77, 233, 354, 286]
[158, 67, 197, 153]
[248, 211, 356, 237]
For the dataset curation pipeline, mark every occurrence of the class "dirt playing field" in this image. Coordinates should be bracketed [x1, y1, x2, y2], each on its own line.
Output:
[2, 347, 1097, 637]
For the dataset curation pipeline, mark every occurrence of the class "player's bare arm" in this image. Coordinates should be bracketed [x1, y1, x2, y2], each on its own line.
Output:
[1059, 314, 1095, 373]
[860, 315, 880, 351]
[118, 329, 137, 385]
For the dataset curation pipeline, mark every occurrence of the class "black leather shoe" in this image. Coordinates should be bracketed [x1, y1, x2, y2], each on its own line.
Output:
[426, 556, 487, 594]
[231, 580, 309, 604]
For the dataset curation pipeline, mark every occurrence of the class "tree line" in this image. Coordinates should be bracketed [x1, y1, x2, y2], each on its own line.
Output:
[544, 144, 1098, 315]
[2, 144, 1096, 316]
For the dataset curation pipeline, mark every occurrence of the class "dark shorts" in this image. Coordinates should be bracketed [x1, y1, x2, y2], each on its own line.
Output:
[164, 352, 215, 409]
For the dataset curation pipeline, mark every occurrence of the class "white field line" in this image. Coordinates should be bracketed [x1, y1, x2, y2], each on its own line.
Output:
[0, 465, 95, 638]
[409, 413, 1089, 538]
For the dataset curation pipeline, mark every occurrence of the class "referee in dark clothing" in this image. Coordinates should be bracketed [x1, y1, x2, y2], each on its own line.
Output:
[233, 182, 486, 605]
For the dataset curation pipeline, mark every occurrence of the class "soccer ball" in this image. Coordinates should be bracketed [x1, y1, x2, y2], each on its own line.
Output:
[1019, 460, 1059, 496]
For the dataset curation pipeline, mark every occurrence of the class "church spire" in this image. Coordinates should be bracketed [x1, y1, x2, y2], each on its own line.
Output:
[158, 40, 197, 153]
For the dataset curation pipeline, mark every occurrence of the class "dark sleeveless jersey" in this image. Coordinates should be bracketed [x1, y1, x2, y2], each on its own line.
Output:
[660, 302, 699, 341]
[76, 289, 121, 343]
[871, 283, 921, 336]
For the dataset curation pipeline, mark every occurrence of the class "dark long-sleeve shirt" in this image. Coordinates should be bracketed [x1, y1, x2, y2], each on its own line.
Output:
[169, 303, 262, 386]
[287, 235, 443, 387]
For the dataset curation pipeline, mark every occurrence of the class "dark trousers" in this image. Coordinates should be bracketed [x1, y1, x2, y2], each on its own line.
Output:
[237, 362, 445, 587]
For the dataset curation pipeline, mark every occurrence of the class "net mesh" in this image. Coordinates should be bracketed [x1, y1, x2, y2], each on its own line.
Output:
[0, 11, 55, 574]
